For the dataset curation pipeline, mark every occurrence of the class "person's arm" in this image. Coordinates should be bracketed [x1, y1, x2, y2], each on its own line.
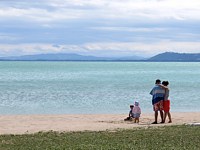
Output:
[158, 84, 168, 89]
[150, 89, 154, 95]
[129, 110, 131, 117]
[138, 107, 141, 114]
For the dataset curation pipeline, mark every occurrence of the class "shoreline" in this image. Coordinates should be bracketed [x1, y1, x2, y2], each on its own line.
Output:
[0, 112, 200, 135]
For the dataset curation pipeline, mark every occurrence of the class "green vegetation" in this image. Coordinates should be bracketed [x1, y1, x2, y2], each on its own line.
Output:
[0, 125, 200, 150]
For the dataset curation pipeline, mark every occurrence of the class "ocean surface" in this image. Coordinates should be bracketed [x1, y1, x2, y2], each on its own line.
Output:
[0, 61, 199, 115]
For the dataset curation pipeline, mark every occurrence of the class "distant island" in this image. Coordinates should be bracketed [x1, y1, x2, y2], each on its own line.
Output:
[0, 52, 200, 62]
[0, 53, 145, 61]
[148, 52, 200, 62]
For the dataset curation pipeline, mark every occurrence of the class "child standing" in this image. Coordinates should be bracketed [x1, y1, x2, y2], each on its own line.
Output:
[132, 101, 141, 123]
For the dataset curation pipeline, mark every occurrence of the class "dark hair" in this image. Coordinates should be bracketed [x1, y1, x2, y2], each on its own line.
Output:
[130, 105, 134, 107]
[155, 79, 161, 84]
[162, 81, 169, 86]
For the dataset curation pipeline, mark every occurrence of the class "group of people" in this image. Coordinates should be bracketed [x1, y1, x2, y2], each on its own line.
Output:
[124, 101, 141, 123]
[150, 79, 172, 124]
[124, 79, 172, 124]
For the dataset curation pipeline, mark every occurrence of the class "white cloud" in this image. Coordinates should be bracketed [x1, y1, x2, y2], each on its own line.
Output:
[0, 34, 20, 41]
[83, 41, 200, 56]
[0, 0, 200, 22]
[0, 0, 200, 57]
[91, 27, 168, 32]
[0, 7, 82, 22]
[0, 41, 200, 57]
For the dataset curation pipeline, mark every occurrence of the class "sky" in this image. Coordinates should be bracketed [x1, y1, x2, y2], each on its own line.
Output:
[0, 0, 200, 57]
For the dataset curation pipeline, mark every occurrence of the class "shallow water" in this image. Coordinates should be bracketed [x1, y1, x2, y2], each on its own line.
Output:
[0, 61, 199, 114]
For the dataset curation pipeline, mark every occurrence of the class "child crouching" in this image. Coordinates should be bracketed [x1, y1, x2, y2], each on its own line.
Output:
[124, 105, 134, 121]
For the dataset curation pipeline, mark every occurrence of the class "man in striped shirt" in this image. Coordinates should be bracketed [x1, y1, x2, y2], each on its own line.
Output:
[150, 79, 165, 124]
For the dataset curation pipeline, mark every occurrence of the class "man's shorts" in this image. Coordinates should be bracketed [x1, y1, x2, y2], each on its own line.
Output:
[153, 100, 164, 111]
[163, 100, 170, 112]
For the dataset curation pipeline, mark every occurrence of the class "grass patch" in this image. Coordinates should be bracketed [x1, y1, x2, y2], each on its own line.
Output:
[0, 125, 200, 150]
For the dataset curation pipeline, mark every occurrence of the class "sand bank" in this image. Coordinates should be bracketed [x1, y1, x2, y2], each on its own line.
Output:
[0, 112, 200, 135]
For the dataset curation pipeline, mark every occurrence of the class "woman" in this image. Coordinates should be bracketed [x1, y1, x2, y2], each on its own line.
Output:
[160, 81, 172, 123]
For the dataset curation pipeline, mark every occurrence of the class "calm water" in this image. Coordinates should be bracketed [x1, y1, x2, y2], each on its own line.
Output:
[0, 61, 199, 115]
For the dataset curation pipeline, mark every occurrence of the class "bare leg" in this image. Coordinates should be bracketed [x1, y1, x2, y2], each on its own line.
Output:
[154, 111, 158, 123]
[160, 110, 164, 123]
[164, 112, 167, 123]
[135, 118, 139, 123]
[168, 112, 172, 123]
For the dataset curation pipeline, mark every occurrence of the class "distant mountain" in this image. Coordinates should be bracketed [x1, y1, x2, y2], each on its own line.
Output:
[0, 53, 105, 61]
[0, 53, 145, 61]
[148, 52, 200, 61]
[1, 52, 200, 61]
[113, 55, 146, 61]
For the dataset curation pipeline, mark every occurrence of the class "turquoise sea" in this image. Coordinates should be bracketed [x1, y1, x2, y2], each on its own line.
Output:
[0, 61, 199, 115]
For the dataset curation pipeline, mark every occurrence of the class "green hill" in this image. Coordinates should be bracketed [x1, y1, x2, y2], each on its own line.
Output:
[148, 52, 200, 61]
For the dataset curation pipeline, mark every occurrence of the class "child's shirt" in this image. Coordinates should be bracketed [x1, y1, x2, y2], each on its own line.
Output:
[129, 109, 134, 117]
[132, 106, 141, 114]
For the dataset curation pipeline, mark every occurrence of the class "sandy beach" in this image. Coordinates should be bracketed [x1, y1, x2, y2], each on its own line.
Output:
[0, 112, 200, 135]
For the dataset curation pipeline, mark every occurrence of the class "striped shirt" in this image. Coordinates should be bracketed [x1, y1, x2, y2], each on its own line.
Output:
[150, 85, 165, 105]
